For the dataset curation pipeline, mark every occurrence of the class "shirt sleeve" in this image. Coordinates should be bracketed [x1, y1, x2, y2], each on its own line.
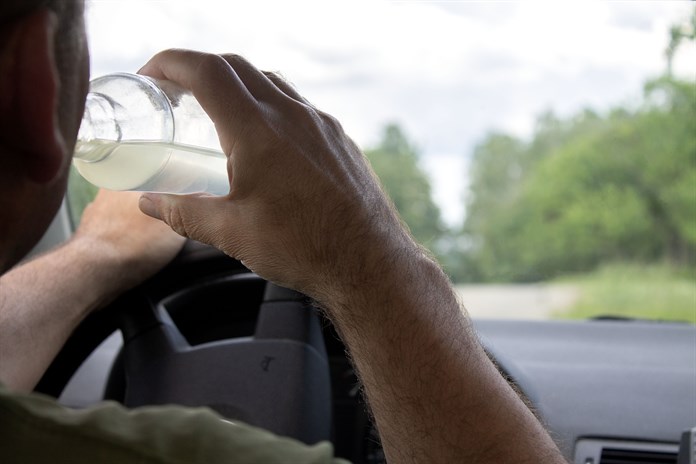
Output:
[0, 384, 352, 464]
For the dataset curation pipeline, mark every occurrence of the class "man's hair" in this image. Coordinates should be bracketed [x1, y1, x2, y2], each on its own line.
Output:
[1, 0, 85, 144]
[1, 0, 77, 26]
[0, 0, 83, 79]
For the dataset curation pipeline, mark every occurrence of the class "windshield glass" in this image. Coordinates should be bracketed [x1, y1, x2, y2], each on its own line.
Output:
[69, 0, 696, 323]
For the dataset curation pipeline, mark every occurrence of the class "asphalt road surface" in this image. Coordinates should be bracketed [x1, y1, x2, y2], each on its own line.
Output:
[455, 284, 580, 320]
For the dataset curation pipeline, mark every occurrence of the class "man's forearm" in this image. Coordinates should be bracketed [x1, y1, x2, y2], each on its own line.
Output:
[0, 191, 185, 392]
[320, 249, 567, 463]
[0, 238, 122, 391]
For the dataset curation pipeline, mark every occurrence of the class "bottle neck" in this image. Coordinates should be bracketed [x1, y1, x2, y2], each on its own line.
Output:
[73, 93, 120, 161]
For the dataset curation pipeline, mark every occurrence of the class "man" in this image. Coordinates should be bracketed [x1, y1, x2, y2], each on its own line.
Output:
[0, 0, 568, 462]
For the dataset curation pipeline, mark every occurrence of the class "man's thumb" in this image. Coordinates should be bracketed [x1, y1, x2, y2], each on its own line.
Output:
[139, 192, 231, 247]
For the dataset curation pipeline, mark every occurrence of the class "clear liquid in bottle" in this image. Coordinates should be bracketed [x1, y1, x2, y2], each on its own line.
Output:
[73, 73, 230, 195]
[73, 140, 229, 195]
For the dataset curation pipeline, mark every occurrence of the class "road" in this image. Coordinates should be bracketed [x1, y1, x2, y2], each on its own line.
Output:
[455, 284, 580, 320]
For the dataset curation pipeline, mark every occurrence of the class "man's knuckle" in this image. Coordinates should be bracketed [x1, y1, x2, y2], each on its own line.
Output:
[221, 53, 247, 66]
[195, 53, 228, 74]
[164, 207, 191, 238]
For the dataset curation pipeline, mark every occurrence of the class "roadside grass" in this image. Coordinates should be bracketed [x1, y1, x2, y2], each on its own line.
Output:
[553, 264, 696, 324]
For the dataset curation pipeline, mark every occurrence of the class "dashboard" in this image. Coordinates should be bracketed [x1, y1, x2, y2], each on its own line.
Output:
[476, 319, 695, 463]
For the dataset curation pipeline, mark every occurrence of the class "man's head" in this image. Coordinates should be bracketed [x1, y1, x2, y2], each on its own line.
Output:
[0, 0, 89, 272]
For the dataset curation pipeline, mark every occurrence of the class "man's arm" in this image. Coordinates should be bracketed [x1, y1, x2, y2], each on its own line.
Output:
[322, 250, 564, 463]
[0, 190, 185, 392]
[136, 49, 567, 463]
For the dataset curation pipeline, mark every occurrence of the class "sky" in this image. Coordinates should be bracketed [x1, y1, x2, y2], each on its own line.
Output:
[85, 0, 696, 226]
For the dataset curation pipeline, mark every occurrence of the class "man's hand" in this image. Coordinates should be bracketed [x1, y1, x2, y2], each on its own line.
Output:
[75, 189, 186, 293]
[136, 50, 414, 305]
[0, 190, 185, 391]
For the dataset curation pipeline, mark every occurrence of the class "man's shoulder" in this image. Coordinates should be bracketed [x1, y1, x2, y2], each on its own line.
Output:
[0, 384, 349, 464]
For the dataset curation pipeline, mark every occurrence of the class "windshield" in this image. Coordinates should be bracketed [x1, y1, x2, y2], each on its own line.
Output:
[68, 0, 696, 323]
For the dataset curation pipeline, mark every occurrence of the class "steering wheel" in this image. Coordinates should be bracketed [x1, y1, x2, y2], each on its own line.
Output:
[34, 240, 333, 445]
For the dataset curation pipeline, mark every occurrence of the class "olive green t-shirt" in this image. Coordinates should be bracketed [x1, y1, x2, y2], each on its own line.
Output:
[0, 384, 350, 464]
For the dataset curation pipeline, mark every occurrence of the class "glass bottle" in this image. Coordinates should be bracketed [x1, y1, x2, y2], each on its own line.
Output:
[72, 72, 229, 195]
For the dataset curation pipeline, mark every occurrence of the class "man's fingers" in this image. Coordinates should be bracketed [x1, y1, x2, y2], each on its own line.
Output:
[139, 193, 240, 254]
[262, 71, 311, 105]
[217, 54, 310, 106]
[138, 49, 260, 151]
[138, 194, 164, 221]
[140, 50, 299, 110]
[218, 54, 298, 104]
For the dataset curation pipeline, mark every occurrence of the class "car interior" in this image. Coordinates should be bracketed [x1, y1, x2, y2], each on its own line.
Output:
[24, 2, 696, 463]
[32, 217, 696, 464]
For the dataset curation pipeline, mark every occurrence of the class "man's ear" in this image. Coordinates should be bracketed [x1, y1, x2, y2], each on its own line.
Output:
[0, 9, 66, 184]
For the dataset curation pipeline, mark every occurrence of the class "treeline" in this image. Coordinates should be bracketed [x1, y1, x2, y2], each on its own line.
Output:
[456, 76, 695, 282]
[366, 11, 695, 283]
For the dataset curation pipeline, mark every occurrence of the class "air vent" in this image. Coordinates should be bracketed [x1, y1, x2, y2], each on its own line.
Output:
[600, 447, 677, 464]
[575, 439, 679, 464]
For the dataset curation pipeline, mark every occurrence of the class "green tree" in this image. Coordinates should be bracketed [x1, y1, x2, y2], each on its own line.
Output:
[459, 133, 526, 280]
[459, 9, 696, 282]
[665, 7, 696, 76]
[365, 124, 445, 253]
[462, 76, 696, 282]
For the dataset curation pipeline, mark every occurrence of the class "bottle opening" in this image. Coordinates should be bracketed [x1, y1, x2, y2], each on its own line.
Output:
[73, 138, 118, 163]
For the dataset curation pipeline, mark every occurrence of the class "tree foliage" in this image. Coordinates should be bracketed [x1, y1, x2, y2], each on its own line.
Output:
[364, 124, 445, 252]
[462, 77, 696, 282]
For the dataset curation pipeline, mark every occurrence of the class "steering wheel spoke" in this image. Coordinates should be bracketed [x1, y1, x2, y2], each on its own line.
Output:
[36, 242, 333, 445]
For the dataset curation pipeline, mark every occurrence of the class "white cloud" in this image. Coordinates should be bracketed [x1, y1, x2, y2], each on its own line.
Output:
[85, 0, 694, 225]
